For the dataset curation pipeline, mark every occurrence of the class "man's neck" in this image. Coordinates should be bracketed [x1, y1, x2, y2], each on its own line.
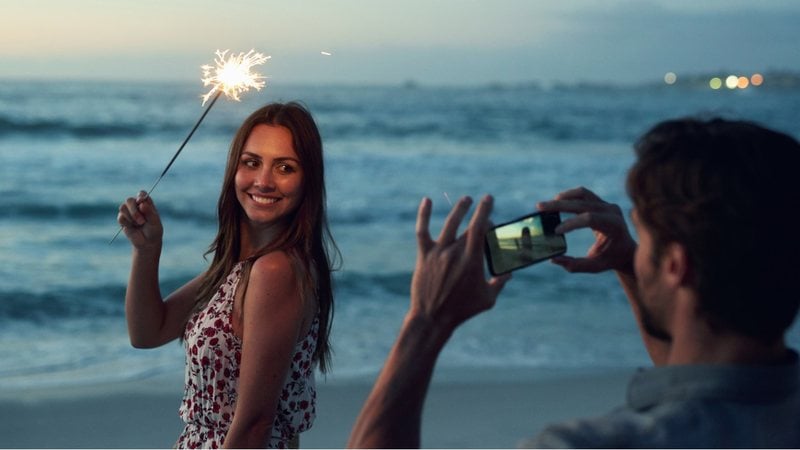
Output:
[668, 320, 788, 366]
[660, 291, 788, 366]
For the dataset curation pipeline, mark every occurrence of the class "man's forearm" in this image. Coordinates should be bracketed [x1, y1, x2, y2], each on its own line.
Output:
[348, 313, 453, 449]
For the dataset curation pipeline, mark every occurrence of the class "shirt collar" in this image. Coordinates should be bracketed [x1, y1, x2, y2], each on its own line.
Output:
[627, 349, 799, 411]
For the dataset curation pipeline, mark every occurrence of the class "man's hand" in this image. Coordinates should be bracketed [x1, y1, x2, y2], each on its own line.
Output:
[537, 186, 636, 275]
[410, 195, 511, 331]
[348, 195, 510, 448]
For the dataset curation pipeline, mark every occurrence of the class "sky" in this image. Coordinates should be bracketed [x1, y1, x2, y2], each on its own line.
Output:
[2, 0, 799, 85]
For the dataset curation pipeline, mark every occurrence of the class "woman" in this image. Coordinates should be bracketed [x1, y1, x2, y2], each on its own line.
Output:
[117, 102, 338, 448]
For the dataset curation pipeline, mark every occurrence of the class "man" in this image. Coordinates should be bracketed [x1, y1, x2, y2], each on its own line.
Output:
[347, 118, 800, 448]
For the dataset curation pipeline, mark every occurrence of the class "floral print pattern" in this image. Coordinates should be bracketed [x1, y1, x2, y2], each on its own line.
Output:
[176, 261, 318, 449]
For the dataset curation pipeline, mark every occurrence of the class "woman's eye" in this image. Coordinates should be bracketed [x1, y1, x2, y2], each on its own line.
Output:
[277, 163, 296, 174]
[242, 159, 259, 168]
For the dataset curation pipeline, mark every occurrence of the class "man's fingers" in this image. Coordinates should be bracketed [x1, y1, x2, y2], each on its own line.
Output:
[487, 272, 511, 298]
[555, 210, 624, 235]
[537, 198, 615, 215]
[555, 186, 601, 202]
[465, 195, 493, 255]
[437, 196, 473, 244]
[416, 197, 433, 252]
[550, 255, 605, 274]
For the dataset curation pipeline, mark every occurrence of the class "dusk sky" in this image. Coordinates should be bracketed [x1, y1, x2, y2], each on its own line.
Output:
[2, 0, 799, 85]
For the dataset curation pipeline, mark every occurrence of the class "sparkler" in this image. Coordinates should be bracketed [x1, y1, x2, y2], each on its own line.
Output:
[110, 49, 269, 244]
[443, 192, 453, 206]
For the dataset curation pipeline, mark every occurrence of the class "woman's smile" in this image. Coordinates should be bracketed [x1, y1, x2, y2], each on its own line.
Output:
[248, 193, 281, 205]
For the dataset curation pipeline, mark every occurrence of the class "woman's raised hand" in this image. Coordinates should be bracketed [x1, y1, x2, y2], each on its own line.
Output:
[117, 191, 164, 251]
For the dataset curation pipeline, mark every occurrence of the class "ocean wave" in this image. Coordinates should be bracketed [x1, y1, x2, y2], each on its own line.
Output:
[0, 270, 414, 323]
[0, 115, 151, 139]
[3, 82, 799, 146]
[0, 113, 237, 140]
[2, 198, 414, 226]
[3, 199, 216, 224]
[0, 285, 126, 322]
[328, 207, 418, 226]
[0, 274, 193, 323]
[334, 270, 412, 298]
[0, 109, 628, 143]
[0, 352, 114, 378]
[0, 113, 485, 142]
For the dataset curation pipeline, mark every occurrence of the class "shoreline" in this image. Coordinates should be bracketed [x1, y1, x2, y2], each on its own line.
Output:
[0, 366, 635, 448]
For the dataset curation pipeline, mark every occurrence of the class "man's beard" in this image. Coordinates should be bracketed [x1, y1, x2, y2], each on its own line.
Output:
[634, 293, 672, 343]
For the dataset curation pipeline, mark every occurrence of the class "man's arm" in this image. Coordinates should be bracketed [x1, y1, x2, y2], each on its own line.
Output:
[348, 195, 510, 448]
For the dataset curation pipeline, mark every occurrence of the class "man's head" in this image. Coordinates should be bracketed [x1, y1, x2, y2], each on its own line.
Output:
[626, 117, 800, 343]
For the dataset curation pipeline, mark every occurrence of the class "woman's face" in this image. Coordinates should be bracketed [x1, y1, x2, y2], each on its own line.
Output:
[235, 124, 304, 232]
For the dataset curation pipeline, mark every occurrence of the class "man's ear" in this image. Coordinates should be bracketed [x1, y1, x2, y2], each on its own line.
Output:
[659, 242, 692, 288]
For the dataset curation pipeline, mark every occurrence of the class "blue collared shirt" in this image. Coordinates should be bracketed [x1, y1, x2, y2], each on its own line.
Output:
[524, 351, 800, 448]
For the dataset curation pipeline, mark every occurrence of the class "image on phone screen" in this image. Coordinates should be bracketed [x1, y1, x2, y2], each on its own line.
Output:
[484, 211, 567, 275]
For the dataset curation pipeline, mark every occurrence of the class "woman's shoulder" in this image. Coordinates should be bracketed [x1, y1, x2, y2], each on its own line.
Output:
[242, 251, 304, 318]
[248, 251, 297, 285]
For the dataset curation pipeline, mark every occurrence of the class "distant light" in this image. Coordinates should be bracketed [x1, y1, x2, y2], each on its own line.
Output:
[709, 77, 723, 90]
[725, 75, 739, 89]
[751, 73, 764, 86]
[664, 72, 677, 85]
[737, 76, 749, 89]
[320, 51, 332, 56]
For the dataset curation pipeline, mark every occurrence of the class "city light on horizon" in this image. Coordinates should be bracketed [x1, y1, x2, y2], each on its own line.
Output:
[667, 71, 769, 90]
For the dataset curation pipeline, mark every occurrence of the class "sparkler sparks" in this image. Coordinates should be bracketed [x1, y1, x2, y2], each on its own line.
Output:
[111, 49, 269, 244]
[201, 49, 270, 105]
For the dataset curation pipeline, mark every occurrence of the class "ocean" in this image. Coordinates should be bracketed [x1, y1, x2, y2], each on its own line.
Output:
[1, 80, 799, 390]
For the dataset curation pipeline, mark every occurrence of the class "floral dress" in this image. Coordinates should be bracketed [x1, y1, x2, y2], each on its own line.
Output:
[176, 261, 319, 449]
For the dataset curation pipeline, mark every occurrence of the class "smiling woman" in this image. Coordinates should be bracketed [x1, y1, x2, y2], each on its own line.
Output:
[235, 125, 305, 238]
[116, 102, 339, 448]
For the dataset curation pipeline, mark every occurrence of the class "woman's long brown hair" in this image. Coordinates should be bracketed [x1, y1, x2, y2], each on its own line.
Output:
[190, 102, 339, 373]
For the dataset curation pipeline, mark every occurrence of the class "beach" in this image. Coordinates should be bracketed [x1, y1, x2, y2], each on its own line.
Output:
[0, 367, 632, 448]
[3, 81, 799, 448]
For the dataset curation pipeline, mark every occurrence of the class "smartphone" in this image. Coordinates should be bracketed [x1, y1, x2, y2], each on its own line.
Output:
[484, 211, 567, 275]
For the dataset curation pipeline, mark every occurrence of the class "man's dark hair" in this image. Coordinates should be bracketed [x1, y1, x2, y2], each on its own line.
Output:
[627, 117, 800, 342]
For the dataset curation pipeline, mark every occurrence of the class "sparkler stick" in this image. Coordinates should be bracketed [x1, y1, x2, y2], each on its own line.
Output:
[111, 49, 269, 244]
[443, 192, 453, 206]
[147, 90, 221, 196]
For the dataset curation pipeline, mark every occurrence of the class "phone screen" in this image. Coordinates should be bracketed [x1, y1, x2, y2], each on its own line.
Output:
[484, 211, 567, 275]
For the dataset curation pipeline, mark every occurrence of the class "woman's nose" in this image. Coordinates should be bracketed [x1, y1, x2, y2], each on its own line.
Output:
[253, 168, 275, 189]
